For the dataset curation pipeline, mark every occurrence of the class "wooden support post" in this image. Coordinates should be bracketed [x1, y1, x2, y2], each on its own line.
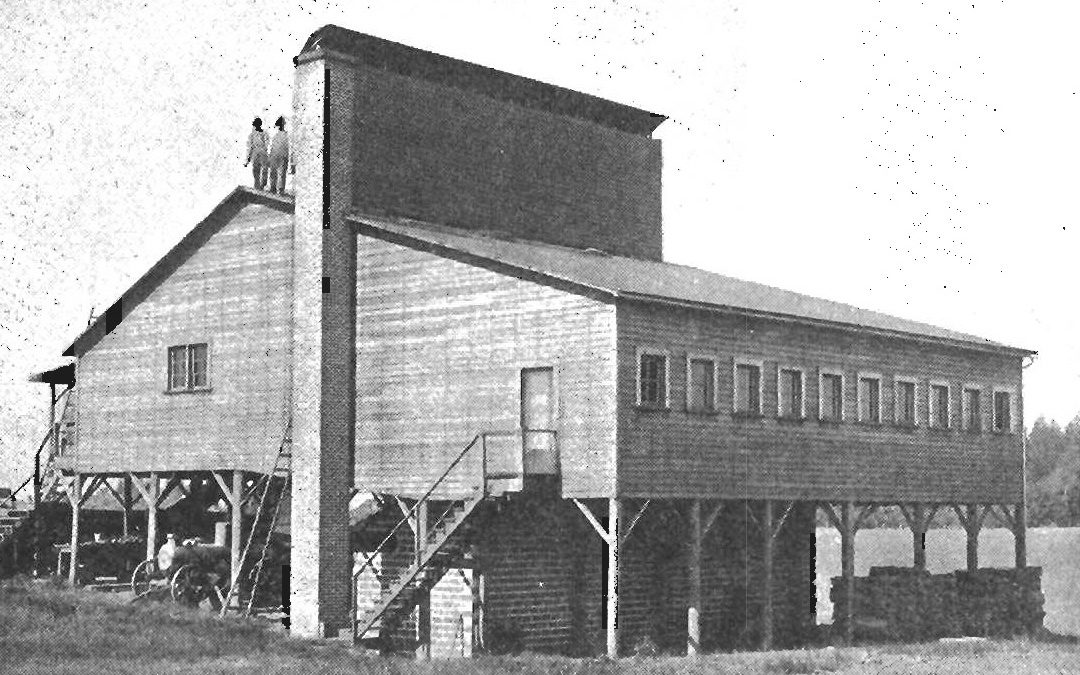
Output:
[607, 498, 622, 659]
[146, 473, 159, 563]
[966, 504, 980, 572]
[415, 499, 431, 660]
[761, 500, 775, 651]
[230, 471, 244, 607]
[67, 474, 82, 585]
[687, 499, 702, 656]
[840, 501, 855, 646]
[912, 503, 927, 571]
[1014, 502, 1027, 569]
[122, 476, 132, 538]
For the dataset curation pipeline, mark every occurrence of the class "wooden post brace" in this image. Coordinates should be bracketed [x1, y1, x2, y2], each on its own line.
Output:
[211, 472, 234, 508]
[952, 504, 985, 571]
[769, 501, 796, 541]
[395, 496, 418, 535]
[618, 499, 651, 547]
[572, 498, 612, 544]
[76, 475, 106, 508]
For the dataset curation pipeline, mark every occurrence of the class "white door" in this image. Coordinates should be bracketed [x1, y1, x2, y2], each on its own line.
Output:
[521, 368, 557, 474]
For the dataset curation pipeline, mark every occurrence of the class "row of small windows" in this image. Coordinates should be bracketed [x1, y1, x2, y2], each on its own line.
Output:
[637, 350, 1016, 433]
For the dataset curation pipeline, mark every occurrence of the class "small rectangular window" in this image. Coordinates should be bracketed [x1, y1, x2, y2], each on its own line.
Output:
[167, 346, 187, 391]
[930, 383, 950, 429]
[895, 379, 917, 426]
[686, 357, 716, 412]
[778, 368, 804, 419]
[190, 343, 209, 388]
[858, 375, 881, 423]
[734, 362, 761, 415]
[167, 343, 210, 392]
[993, 390, 1012, 432]
[638, 351, 668, 408]
[819, 372, 843, 422]
[963, 387, 982, 432]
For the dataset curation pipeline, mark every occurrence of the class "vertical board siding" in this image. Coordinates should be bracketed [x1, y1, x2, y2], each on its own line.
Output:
[74, 205, 293, 473]
[349, 65, 662, 261]
[617, 303, 1024, 503]
[355, 236, 617, 498]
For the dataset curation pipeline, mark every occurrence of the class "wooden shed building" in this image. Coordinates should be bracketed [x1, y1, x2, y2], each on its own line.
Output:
[32, 25, 1033, 657]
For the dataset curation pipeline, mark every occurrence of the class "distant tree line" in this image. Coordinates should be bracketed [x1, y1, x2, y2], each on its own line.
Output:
[1024, 415, 1080, 526]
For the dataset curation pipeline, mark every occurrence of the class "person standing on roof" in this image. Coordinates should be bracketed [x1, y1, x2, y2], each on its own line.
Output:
[268, 116, 290, 195]
[244, 117, 269, 190]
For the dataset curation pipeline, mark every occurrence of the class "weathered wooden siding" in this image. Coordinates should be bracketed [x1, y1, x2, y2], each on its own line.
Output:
[354, 236, 617, 498]
[346, 64, 662, 261]
[73, 204, 293, 473]
[616, 302, 1024, 503]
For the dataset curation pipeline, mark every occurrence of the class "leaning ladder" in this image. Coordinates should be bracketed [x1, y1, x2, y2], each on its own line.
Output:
[220, 419, 292, 617]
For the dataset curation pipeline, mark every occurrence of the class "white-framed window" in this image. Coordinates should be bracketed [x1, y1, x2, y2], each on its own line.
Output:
[962, 385, 982, 432]
[818, 369, 844, 422]
[777, 367, 806, 419]
[636, 347, 669, 408]
[894, 376, 918, 427]
[685, 354, 719, 413]
[166, 343, 210, 392]
[929, 380, 951, 429]
[857, 372, 882, 424]
[992, 386, 1017, 433]
[733, 359, 763, 416]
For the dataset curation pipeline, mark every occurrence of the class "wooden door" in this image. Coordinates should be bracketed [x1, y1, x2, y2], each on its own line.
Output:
[521, 367, 557, 474]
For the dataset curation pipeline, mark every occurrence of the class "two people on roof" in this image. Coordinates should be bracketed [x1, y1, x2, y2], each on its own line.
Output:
[245, 116, 290, 194]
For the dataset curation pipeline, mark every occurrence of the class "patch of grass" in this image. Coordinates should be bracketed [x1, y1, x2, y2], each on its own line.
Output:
[6, 576, 1080, 675]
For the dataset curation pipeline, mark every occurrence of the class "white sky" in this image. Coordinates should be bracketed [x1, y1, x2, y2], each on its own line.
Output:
[1, 0, 1077, 484]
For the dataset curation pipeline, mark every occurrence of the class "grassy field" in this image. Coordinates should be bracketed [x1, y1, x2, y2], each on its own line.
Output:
[816, 526, 1080, 635]
[3, 577, 1080, 674]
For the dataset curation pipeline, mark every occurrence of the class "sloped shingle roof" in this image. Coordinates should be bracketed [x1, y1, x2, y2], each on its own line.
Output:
[350, 214, 1032, 356]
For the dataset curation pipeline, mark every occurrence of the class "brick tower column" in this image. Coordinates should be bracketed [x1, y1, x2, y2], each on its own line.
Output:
[290, 47, 358, 638]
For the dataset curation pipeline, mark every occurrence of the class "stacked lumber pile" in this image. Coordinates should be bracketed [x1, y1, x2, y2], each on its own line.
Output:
[831, 566, 1043, 641]
[954, 567, 1043, 636]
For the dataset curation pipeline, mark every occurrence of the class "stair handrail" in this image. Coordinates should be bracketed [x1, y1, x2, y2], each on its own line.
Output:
[350, 431, 493, 640]
[10, 426, 56, 505]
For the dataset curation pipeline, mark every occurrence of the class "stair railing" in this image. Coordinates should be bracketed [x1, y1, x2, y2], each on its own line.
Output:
[350, 431, 510, 641]
[10, 426, 55, 506]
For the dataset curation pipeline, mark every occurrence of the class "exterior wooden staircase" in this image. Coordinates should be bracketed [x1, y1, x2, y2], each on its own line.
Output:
[352, 432, 525, 644]
[353, 494, 485, 641]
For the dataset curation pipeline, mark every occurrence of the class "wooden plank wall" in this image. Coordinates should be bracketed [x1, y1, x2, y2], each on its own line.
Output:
[354, 236, 617, 498]
[346, 64, 662, 261]
[73, 204, 294, 473]
[616, 302, 1024, 503]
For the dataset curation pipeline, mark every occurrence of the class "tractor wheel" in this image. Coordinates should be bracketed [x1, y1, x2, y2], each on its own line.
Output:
[170, 565, 210, 607]
[131, 559, 157, 598]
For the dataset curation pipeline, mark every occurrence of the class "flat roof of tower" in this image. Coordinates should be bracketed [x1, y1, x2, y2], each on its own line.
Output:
[299, 25, 667, 136]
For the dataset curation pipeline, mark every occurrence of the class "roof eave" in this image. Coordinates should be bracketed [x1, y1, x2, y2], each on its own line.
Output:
[296, 25, 666, 136]
[616, 291, 1036, 358]
[63, 187, 294, 358]
[349, 215, 618, 304]
[353, 215, 1034, 359]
